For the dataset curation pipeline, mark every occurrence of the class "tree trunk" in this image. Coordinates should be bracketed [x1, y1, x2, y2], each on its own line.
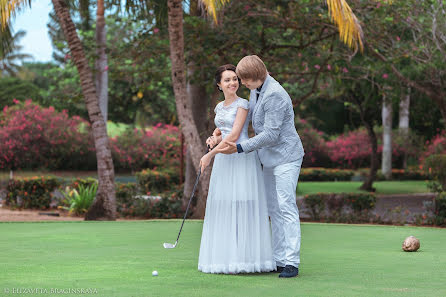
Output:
[183, 61, 210, 210]
[360, 120, 379, 192]
[52, 0, 116, 220]
[167, 0, 210, 218]
[95, 0, 108, 123]
[381, 95, 392, 180]
[399, 87, 410, 169]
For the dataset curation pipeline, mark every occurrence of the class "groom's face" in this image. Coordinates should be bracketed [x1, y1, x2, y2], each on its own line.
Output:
[241, 78, 263, 90]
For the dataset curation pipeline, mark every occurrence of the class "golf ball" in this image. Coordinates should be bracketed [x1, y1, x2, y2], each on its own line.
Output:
[152, 270, 158, 276]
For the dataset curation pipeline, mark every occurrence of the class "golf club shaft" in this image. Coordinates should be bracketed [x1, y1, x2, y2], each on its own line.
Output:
[175, 168, 201, 243]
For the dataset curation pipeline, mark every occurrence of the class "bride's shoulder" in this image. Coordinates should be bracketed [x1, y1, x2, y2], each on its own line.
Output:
[236, 97, 249, 109]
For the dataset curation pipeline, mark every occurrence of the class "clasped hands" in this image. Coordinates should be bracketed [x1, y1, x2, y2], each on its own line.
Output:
[200, 128, 238, 173]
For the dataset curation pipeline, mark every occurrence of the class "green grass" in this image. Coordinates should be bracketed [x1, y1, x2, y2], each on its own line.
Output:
[0, 221, 445, 297]
[297, 181, 429, 196]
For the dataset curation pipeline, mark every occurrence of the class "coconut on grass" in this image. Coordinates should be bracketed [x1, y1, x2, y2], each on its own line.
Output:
[402, 236, 420, 252]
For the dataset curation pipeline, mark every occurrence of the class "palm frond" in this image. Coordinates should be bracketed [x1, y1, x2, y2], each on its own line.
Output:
[0, 23, 12, 54]
[0, 0, 32, 29]
[326, 0, 363, 52]
[200, 0, 230, 23]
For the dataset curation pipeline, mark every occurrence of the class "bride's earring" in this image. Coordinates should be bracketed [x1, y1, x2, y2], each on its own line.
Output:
[218, 86, 222, 91]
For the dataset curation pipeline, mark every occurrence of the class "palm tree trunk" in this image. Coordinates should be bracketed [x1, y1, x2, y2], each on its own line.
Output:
[399, 87, 410, 169]
[52, 0, 116, 220]
[381, 95, 392, 180]
[183, 61, 210, 209]
[167, 0, 210, 218]
[95, 0, 108, 123]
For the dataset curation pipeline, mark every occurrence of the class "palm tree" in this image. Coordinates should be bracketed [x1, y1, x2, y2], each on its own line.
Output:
[202, 0, 365, 51]
[95, 0, 108, 122]
[167, 0, 212, 217]
[1, 0, 117, 220]
[0, 29, 31, 76]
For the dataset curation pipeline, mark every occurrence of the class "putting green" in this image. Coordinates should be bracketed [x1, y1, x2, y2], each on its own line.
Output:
[0, 221, 444, 297]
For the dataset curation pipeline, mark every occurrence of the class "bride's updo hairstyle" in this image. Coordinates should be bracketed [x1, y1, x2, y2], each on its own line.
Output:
[215, 64, 241, 92]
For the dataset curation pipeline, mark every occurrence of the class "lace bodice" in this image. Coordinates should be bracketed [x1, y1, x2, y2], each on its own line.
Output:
[214, 97, 250, 143]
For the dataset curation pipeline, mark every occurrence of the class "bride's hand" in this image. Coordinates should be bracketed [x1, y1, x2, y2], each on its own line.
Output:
[200, 154, 212, 173]
[206, 136, 218, 150]
[213, 128, 222, 137]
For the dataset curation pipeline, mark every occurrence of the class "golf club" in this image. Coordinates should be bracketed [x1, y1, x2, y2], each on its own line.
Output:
[163, 167, 202, 249]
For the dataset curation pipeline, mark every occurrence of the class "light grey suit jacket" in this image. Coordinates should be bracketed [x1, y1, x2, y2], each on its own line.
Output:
[239, 75, 305, 168]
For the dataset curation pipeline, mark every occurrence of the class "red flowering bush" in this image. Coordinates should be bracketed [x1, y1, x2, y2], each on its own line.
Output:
[327, 128, 418, 169]
[110, 123, 181, 172]
[295, 118, 332, 167]
[0, 100, 95, 170]
[419, 131, 446, 166]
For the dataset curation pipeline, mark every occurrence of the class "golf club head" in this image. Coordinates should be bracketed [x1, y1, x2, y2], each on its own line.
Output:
[163, 241, 177, 249]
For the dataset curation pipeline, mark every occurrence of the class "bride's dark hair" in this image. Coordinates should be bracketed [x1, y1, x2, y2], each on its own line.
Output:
[215, 64, 241, 92]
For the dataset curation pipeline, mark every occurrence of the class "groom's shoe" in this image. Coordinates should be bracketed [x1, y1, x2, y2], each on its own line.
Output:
[278, 265, 299, 278]
[275, 266, 285, 273]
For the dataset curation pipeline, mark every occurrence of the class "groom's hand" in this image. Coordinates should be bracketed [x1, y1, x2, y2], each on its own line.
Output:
[216, 140, 237, 154]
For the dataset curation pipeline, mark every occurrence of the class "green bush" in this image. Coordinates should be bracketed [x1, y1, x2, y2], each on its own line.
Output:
[434, 192, 446, 226]
[375, 168, 428, 181]
[424, 154, 446, 192]
[136, 167, 180, 194]
[303, 192, 376, 223]
[0, 77, 42, 106]
[69, 177, 98, 190]
[5, 176, 61, 209]
[303, 193, 325, 220]
[300, 168, 355, 181]
[115, 182, 183, 218]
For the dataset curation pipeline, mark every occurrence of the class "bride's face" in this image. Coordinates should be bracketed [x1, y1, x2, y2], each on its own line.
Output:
[218, 70, 239, 96]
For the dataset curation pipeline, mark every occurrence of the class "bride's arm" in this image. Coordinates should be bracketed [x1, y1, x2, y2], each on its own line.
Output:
[200, 108, 248, 172]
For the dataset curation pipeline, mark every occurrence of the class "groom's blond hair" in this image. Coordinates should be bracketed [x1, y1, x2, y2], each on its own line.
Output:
[236, 55, 268, 82]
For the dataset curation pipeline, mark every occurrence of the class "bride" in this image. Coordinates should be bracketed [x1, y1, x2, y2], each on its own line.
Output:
[197, 64, 274, 274]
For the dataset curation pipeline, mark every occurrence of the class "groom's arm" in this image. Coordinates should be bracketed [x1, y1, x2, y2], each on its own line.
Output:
[238, 93, 286, 153]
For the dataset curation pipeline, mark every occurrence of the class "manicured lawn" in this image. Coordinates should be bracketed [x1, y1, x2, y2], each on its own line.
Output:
[298, 181, 429, 196]
[0, 221, 445, 297]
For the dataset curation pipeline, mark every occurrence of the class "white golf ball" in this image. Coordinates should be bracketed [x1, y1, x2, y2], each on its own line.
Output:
[152, 270, 158, 276]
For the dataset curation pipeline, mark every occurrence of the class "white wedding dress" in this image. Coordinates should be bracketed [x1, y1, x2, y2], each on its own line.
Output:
[198, 97, 275, 274]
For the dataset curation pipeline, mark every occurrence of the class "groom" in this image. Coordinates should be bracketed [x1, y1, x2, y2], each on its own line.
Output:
[217, 55, 304, 278]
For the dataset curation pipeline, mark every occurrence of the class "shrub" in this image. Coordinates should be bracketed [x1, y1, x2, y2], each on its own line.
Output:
[115, 183, 149, 217]
[434, 192, 446, 226]
[0, 77, 42, 106]
[419, 131, 446, 165]
[115, 182, 183, 218]
[375, 168, 428, 181]
[295, 118, 331, 167]
[0, 100, 95, 170]
[110, 123, 181, 172]
[300, 168, 355, 181]
[303, 192, 376, 223]
[136, 167, 180, 194]
[327, 128, 420, 169]
[303, 193, 325, 220]
[69, 177, 98, 190]
[424, 154, 446, 193]
[5, 176, 61, 209]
